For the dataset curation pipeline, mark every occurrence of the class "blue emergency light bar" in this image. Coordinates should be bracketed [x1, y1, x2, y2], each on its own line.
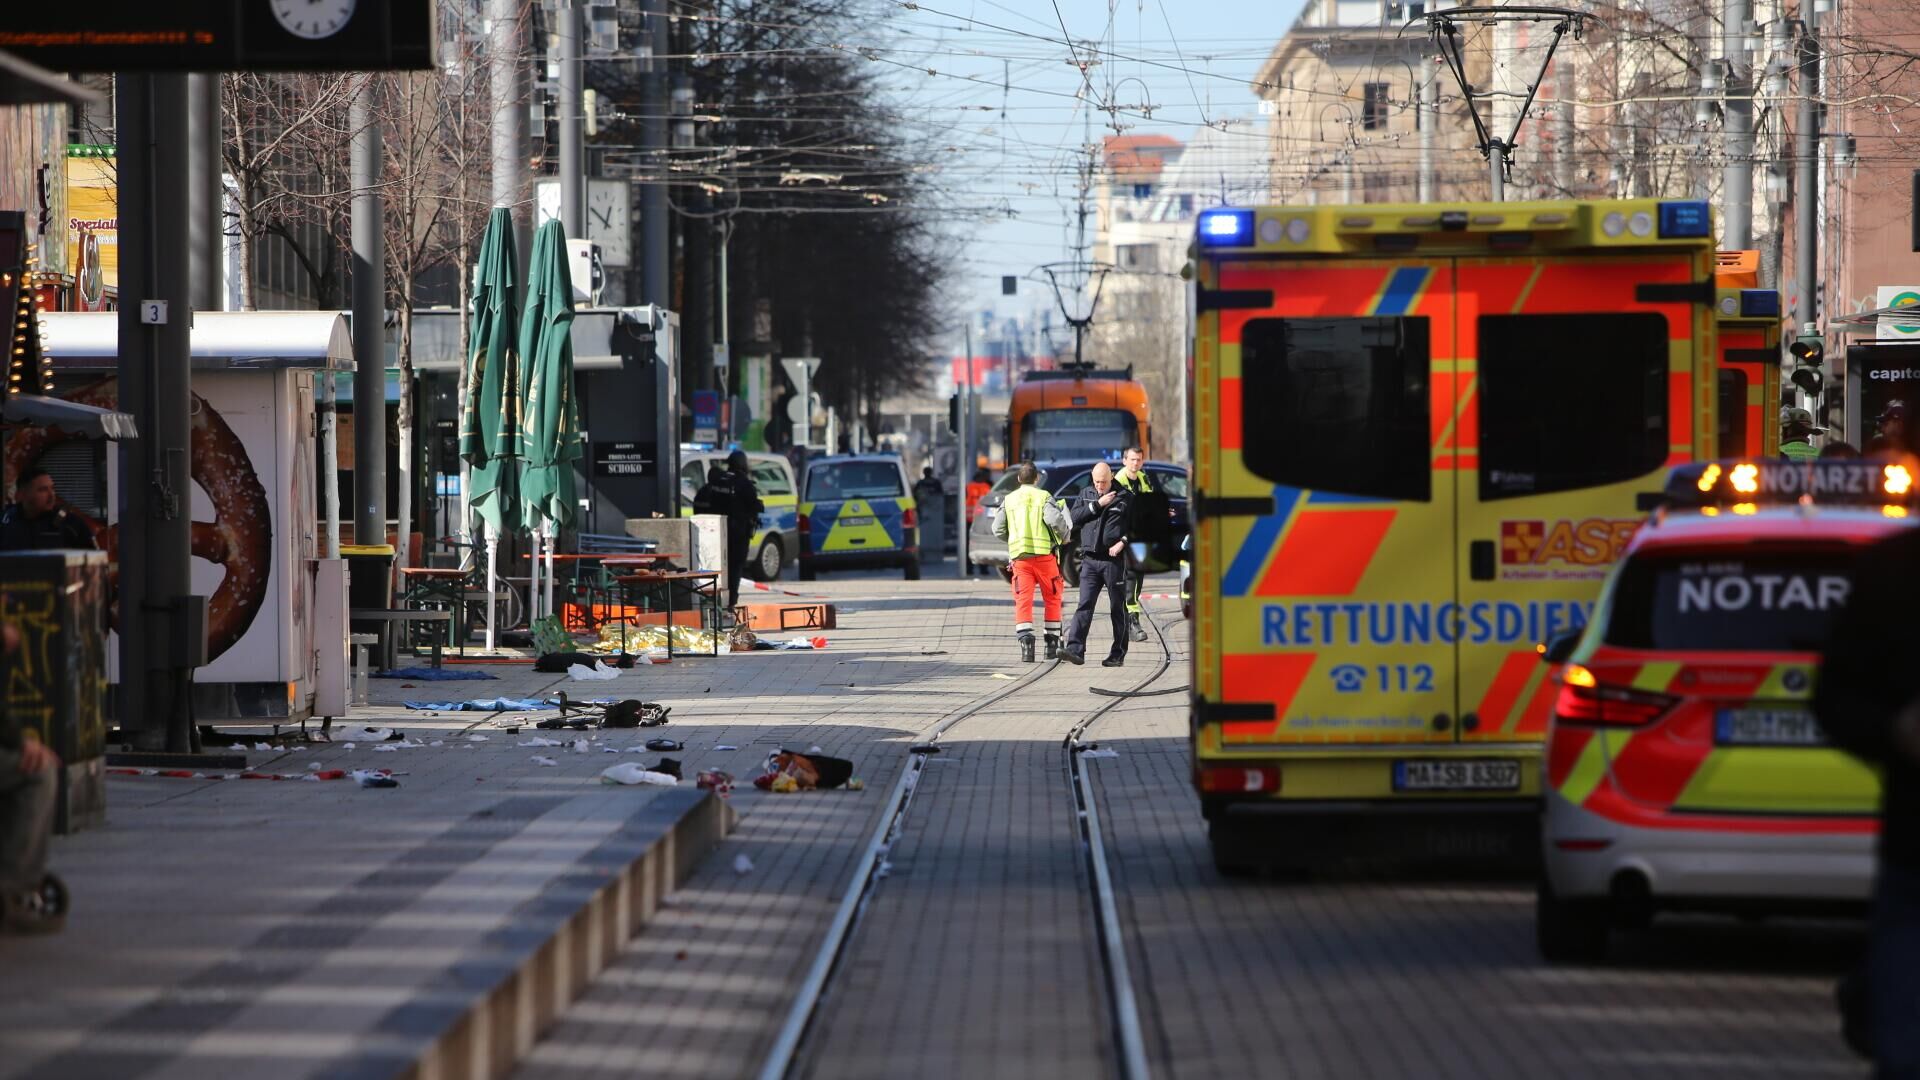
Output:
[1663, 458, 1919, 510]
[1657, 200, 1712, 239]
[1197, 209, 1254, 247]
[1740, 289, 1782, 318]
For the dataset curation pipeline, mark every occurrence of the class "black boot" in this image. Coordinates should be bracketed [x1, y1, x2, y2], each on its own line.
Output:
[1019, 633, 1036, 663]
[1129, 612, 1148, 642]
[1044, 633, 1060, 660]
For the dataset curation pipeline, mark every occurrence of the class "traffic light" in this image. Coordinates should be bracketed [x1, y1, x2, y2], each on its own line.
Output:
[1789, 324, 1825, 397]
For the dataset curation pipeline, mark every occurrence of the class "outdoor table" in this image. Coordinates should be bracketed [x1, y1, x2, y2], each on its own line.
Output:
[347, 609, 452, 670]
[610, 571, 723, 658]
[399, 566, 477, 655]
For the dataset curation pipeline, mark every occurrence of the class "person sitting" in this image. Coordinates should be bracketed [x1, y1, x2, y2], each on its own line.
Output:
[0, 468, 96, 551]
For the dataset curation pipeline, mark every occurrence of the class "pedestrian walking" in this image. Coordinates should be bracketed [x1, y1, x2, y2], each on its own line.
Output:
[1781, 407, 1823, 462]
[1060, 462, 1132, 667]
[1113, 446, 1163, 643]
[1817, 473, 1920, 1071]
[0, 468, 95, 551]
[992, 463, 1070, 662]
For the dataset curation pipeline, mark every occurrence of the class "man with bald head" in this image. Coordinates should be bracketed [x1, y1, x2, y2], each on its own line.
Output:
[1061, 461, 1134, 666]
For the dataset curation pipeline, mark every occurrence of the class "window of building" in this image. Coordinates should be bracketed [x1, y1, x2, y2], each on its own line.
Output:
[1362, 173, 1398, 203]
[1132, 182, 1153, 199]
[1363, 82, 1390, 130]
[1476, 313, 1671, 500]
[1240, 316, 1433, 502]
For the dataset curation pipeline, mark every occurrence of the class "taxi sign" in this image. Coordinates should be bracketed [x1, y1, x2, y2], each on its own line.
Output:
[1664, 457, 1920, 508]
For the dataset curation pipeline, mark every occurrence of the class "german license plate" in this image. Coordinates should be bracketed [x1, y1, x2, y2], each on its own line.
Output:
[838, 516, 875, 527]
[1393, 759, 1521, 793]
[1716, 708, 1826, 747]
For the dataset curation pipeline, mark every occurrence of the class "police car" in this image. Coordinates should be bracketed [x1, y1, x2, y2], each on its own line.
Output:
[798, 454, 920, 581]
[1534, 457, 1904, 963]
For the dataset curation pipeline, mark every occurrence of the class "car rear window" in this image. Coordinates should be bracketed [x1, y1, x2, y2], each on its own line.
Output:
[751, 461, 794, 497]
[1605, 550, 1858, 652]
[807, 461, 904, 501]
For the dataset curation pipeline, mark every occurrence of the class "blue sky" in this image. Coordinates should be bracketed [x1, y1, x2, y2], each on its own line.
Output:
[857, 0, 1307, 350]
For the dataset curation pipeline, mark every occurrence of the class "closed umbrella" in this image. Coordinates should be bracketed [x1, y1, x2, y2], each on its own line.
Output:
[518, 220, 581, 621]
[458, 207, 524, 650]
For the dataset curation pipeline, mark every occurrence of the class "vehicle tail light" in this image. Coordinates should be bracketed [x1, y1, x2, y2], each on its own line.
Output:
[798, 514, 811, 535]
[902, 507, 917, 529]
[1553, 666, 1676, 728]
[1198, 766, 1280, 794]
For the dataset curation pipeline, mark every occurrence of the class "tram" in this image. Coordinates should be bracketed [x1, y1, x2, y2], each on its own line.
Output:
[1007, 363, 1150, 462]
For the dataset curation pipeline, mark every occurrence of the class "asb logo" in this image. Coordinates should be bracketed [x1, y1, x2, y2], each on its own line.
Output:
[1500, 519, 1640, 567]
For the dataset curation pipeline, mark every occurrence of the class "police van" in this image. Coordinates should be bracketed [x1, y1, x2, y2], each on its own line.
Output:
[798, 454, 920, 581]
[1187, 198, 1721, 871]
[1535, 457, 1903, 961]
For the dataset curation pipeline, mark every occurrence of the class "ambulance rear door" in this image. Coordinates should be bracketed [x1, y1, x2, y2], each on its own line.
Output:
[1197, 257, 1458, 749]
[1451, 251, 1711, 746]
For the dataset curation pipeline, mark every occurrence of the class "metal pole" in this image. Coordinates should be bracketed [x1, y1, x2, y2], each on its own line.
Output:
[956, 323, 972, 579]
[1418, 57, 1436, 203]
[352, 84, 388, 548]
[116, 73, 194, 750]
[1795, 21, 1821, 333]
[491, 0, 529, 307]
[1488, 141, 1506, 202]
[1722, 0, 1754, 249]
[558, 0, 584, 239]
[1553, 57, 1575, 196]
[319, 371, 340, 559]
[642, 6, 670, 306]
[185, 73, 222, 312]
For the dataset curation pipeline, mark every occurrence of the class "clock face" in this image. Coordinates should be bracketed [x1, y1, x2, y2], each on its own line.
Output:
[272, 0, 358, 40]
[587, 181, 632, 266]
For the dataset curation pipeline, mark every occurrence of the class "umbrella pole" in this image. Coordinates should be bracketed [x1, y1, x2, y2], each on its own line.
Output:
[485, 526, 498, 652]
[545, 524, 556, 624]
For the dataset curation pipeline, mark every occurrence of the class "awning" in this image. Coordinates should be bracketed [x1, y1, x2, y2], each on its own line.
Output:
[1, 393, 137, 439]
[0, 50, 103, 107]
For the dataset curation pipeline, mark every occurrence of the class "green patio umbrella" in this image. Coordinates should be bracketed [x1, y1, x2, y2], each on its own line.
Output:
[458, 207, 523, 649]
[460, 206, 524, 539]
[518, 220, 581, 621]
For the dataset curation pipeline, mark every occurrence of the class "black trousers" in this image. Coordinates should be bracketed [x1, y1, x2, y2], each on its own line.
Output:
[1065, 555, 1128, 659]
[727, 530, 751, 610]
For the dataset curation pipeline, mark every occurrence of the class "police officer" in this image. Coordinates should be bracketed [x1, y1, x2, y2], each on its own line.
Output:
[722, 451, 763, 612]
[1061, 462, 1132, 667]
[992, 462, 1070, 662]
[0, 469, 95, 551]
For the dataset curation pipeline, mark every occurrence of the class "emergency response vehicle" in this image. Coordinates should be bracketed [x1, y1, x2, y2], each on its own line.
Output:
[679, 447, 800, 580]
[1187, 198, 1721, 871]
[1535, 456, 1901, 962]
[1713, 251, 1784, 458]
[797, 454, 920, 581]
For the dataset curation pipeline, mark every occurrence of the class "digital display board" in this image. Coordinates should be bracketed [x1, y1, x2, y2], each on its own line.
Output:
[0, 0, 436, 72]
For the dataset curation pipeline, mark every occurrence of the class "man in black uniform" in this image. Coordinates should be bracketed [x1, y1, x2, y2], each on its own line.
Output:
[721, 452, 764, 611]
[0, 468, 95, 551]
[1060, 462, 1133, 667]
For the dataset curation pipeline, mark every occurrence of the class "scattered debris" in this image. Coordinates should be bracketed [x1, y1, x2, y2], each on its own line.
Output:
[1080, 747, 1119, 759]
[571, 738, 591, 754]
[519, 737, 565, 747]
[650, 757, 683, 779]
[352, 769, 398, 788]
[754, 749, 854, 791]
[373, 667, 498, 681]
[714, 744, 738, 751]
[732, 854, 754, 875]
[530, 755, 559, 766]
[644, 737, 683, 752]
[567, 660, 622, 681]
[696, 770, 734, 795]
[990, 673, 1016, 680]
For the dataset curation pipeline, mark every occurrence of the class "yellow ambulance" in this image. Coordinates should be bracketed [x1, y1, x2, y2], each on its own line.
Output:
[1188, 199, 1720, 872]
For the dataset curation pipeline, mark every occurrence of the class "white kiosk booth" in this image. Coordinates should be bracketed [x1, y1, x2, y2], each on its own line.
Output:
[27, 312, 352, 723]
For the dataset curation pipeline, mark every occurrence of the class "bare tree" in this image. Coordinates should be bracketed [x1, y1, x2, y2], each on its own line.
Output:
[220, 72, 359, 310]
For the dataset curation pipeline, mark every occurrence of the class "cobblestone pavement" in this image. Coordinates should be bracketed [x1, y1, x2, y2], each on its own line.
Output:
[516, 571, 1182, 1080]
[1088, 605, 1869, 1080]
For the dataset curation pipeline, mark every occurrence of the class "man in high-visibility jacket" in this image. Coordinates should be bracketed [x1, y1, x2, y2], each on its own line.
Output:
[992, 462, 1071, 662]
[1781, 407, 1823, 462]
[1114, 446, 1156, 643]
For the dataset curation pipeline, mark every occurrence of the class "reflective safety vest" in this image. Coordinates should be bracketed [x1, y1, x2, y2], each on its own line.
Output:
[1002, 485, 1057, 559]
[1781, 440, 1819, 462]
[1116, 468, 1153, 495]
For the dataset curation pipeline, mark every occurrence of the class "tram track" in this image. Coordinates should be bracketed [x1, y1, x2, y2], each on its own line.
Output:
[754, 607, 1176, 1080]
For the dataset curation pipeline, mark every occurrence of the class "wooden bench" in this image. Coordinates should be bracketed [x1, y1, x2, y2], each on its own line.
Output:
[350, 609, 452, 670]
[578, 533, 659, 555]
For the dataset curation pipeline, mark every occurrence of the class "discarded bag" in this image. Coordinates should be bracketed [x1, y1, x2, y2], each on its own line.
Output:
[756, 749, 854, 791]
[535, 650, 634, 673]
[604, 700, 669, 729]
[696, 770, 734, 796]
[650, 757, 683, 780]
[600, 762, 678, 786]
[567, 660, 622, 681]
